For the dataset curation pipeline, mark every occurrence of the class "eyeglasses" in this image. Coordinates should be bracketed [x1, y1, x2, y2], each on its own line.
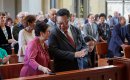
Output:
[57, 20, 69, 26]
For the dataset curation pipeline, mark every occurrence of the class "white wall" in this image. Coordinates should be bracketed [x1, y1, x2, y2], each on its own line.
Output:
[89, 0, 105, 14]
[29, 0, 42, 14]
[3, 0, 15, 19]
[0, 0, 4, 11]
[62, 0, 74, 13]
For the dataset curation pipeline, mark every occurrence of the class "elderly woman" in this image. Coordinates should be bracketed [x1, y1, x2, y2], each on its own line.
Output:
[18, 15, 36, 62]
[20, 21, 51, 77]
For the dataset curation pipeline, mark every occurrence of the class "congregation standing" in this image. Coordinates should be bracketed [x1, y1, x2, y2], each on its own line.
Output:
[0, 9, 130, 77]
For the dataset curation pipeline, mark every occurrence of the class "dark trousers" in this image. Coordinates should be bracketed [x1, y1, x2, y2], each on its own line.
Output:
[14, 43, 19, 54]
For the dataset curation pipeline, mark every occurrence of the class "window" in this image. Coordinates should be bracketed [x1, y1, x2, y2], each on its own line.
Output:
[107, 0, 130, 22]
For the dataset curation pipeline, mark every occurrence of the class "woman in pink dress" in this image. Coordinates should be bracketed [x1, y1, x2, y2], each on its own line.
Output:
[20, 21, 51, 77]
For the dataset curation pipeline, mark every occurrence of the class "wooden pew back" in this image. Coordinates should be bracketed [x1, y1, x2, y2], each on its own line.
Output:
[6, 65, 124, 80]
[108, 57, 130, 80]
[96, 42, 108, 55]
[0, 60, 54, 79]
[9, 54, 18, 63]
[3, 58, 130, 80]
[0, 63, 23, 79]
[124, 46, 130, 58]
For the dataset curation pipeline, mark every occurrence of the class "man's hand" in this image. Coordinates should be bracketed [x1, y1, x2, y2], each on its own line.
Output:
[74, 49, 86, 58]
[121, 44, 128, 50]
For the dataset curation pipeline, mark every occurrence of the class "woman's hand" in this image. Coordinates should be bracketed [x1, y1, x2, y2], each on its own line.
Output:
[38, 65, 51, 74]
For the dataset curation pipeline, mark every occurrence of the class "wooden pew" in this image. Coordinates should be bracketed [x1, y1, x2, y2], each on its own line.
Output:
[0, 60, 54, 79]
[3, 58, 130, 80]
[6, 65, 124, 80]
[9, 54, 18, 64]
[96, 42, 108, 57]
[95, 42, 108, 66]
[0, 63, 23, 79]
[108, 57, 130, 80]
[9, 48, 18, 64]
[6, 57, 130, 80]
[124, 46, 130, 58]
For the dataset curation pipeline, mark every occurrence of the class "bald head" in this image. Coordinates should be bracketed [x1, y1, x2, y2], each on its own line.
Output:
[48, 8, 57, 23]
[114, 11, 119, 17]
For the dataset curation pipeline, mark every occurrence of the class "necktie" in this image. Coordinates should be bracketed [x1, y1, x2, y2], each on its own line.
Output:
[64, 31, 75, 48]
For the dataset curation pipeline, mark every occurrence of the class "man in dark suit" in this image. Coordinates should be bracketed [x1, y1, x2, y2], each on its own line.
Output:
[126, 24, 130, 45]
[108, 16, 129, 58]
[48, 8, 88, 72]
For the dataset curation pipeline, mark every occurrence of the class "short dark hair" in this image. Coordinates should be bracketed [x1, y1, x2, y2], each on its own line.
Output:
[6, 17, 13, 24]
[95, 14, 99, 20]
[57, 8, 70, 18]
[84, 36, 94, 43]
[87, 14, 93, 18]
[99, 13, 106, 19]
[0, 12, 6, 16]
[35, 21, 50, 36]
[23, 15, 36, 27]
[108, 15, 112, 18]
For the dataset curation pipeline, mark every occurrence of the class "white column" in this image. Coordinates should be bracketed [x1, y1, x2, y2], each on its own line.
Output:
[22, 0, 29, 12]
[42, 0, 50, 14]
[62, 0, 73, 12]
[22, 0, 42, 14]
[29, 0, 42, 14]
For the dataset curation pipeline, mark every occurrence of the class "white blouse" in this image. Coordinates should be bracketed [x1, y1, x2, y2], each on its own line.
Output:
[18, 29, 35, 62]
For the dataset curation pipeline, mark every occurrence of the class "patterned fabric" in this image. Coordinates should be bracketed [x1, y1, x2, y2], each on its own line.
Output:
[0, 48, 8, 59]
[2, 28, 8, 40]
[0, 48, 8, 64]
[98, 23, 111, 42]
